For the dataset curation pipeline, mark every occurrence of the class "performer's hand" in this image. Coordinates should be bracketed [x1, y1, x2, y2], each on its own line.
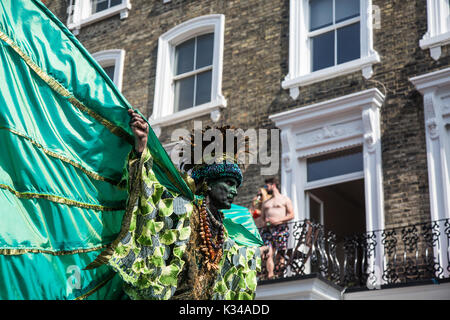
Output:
[128, 109, 148, 155]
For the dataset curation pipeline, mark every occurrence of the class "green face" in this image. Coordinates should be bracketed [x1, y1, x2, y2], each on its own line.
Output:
[207, 176, 239, 210]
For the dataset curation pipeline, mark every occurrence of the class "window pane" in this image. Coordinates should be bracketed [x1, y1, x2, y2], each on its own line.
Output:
[337, 22, 360, 64]
[92, 0, 122, 12]
[196, 33, 214, 69]
[175, 38, 195, 75]
[195, 70, 212, 106]
[312, 30, 334, 71]
[307, 147, 363, 182]
[110, 0, 122, 6]
[309, 0, 333, 31]
[174, 76, 195, 111]
[335, 0, 360, 23]
[102, 65, 115, 81]
[92, 0, 109, 13]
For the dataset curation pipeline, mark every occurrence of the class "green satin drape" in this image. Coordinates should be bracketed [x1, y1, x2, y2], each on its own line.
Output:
[222, 204, 263, 247]
[0, 0, 192, 300]
[0, 252, 128, 300]
[0, 0, 261, 300]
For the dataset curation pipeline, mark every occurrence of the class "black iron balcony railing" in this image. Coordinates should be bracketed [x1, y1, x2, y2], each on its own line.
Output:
[257, 218, 450, 289]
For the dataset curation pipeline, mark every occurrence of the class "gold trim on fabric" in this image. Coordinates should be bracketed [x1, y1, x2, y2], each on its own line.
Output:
[0, 183, 125, 212]
[74, 272, 116, 300]
[0, 30, 69, 97]
[0, 126, 120, 185]
[84, 149, 147, 269]
[0, 30, 192, 198]
[154, 159, 184, 194]
[0, 245, 107, 256]
[67, 97, 134, 145]
[0, 29, 133, 145]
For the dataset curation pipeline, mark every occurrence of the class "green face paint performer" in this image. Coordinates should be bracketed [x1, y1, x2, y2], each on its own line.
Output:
[85, 110, 262, 300]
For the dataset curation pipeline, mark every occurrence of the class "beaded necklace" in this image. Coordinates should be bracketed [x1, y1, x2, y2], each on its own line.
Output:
[198, 201, 224, 271]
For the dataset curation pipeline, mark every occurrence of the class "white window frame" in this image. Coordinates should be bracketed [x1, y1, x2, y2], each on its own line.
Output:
[150, 14, 226, 134]
[92, 49, 125, 91]
[67, 0, 131, 35]
[304, 167, 365, 191]
[282, 0, 380, 99]
[306, 191, 324, 224]
[270, 88, 385, 284]
[420, 0, 450, 60]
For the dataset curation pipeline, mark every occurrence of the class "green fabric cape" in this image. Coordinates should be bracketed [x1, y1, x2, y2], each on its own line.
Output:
[0, 0, 192, 300]
[0, 0, 261, 300]
[222, 204, 263, 247]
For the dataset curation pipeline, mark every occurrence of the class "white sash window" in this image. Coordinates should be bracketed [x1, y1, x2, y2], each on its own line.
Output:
[150, 15, 226, 135]
[92, 49, 125, 91]
[282, 0, 380, 99]
[67, 0, 131, 35]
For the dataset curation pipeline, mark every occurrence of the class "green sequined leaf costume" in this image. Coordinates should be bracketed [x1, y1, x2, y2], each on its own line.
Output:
[93, 147, 261, 300]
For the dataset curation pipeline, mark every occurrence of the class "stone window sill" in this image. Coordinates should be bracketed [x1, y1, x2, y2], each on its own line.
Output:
[420, 31, 450, 60]
[149, 96, 227, 136]
[282, 53, 380, 99]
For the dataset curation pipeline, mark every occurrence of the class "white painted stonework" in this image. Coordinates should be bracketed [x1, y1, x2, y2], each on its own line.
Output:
[270, 89, 386, 285]
[255, 277, 342, 300]
[411, 67, 450, 278]
[343, 282, 450, 300]
[255, 278, 450, 300]
[410, 68, 450, 222]
[419, 0, 450, 60]
[270, 89, 385, 231]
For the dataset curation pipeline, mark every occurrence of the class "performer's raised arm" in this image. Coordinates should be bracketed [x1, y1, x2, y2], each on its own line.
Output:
[127, 109, 148, 156]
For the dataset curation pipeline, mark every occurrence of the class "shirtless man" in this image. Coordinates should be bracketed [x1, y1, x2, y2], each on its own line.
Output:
[250, 188, 271, 229]
[260, 177, 294, 279]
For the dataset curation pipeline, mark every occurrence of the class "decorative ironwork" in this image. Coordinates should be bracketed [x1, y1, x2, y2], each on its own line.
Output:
[381, 229, 399, 284]
[257, 218, 450, 289]
[327, 231, 340, 283]
[445, 220, 450, 273]
[421, 221, 443, 279]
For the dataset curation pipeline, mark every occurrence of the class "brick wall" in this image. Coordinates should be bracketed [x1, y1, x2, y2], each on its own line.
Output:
[45, 0, 450, 229]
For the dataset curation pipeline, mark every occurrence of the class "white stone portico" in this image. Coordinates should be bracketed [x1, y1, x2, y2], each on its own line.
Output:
[269, 88, 386, 285]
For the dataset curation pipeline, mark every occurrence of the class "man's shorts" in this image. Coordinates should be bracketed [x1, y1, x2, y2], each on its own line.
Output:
[261, 223, 289, 251]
